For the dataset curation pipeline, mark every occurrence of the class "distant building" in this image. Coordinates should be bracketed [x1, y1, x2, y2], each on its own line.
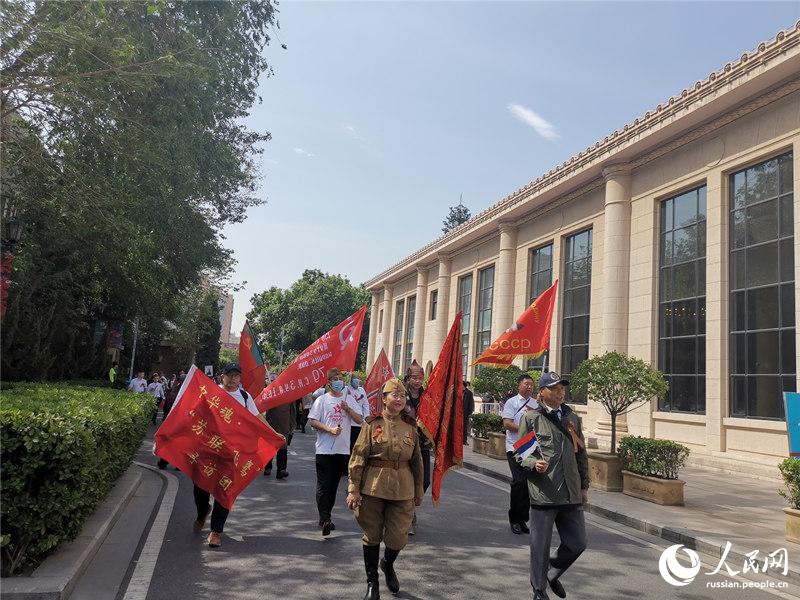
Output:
[218, 294, 234, 346]
[364, 23, 800, 477]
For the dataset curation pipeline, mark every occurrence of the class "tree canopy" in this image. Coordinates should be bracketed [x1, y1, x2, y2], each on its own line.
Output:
[1, 1, 278, 379]
[246, 269, 371, 371]
[442, 200, 471, 234]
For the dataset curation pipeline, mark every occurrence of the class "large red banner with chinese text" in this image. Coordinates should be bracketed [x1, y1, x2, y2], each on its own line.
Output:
[256, 305, 367, 412]
[155, 366, 284, 509]
[417, 311, 464, 504]
[364, 348, 394, 416]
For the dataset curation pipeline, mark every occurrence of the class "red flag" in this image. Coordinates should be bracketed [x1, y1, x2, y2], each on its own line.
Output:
[240, 321, 268, 398]
[364, 349, 394, 416]
[473, 280, 558, 366]
[417, 311, 464, 504]
[155, 366, 283, 510]
[256, 305, 367, 412]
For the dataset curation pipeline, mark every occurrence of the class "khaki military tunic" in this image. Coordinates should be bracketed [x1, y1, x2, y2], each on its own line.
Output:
[348, 412, 424, 549]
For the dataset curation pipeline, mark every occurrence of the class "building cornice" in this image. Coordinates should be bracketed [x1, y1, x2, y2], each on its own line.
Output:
[365, 20, 800, 290]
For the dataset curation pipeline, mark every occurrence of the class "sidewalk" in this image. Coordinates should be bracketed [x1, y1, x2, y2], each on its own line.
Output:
[461, 440, 800, 584]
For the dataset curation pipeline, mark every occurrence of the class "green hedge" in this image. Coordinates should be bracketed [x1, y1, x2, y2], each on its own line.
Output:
[469, 413, 504, 438]
[779, 458, 800, 510]
[1, 384, 151, 575]
[617, 435, 690, 480]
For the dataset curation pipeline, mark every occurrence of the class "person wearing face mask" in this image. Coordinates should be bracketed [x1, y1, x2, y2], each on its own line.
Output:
[347, 378, 423, 600]
[308, 367, 364, 536]
[518, 372, 588, 600]
[345, 374, 371, 453]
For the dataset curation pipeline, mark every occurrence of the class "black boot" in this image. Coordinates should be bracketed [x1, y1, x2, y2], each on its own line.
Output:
[363, 545, 380, 600]
[381, 547, 400, 594]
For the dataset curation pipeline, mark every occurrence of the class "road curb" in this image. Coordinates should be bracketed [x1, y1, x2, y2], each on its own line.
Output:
[462, 459, 800, 587]
[1, 465, 143, 600]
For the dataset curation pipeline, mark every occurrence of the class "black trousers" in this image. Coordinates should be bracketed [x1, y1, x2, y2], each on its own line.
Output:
[421, 442, 431, 492]
[266, 447, 288, 472]
[529, 505, 587, 591]
[193, 485, 230, 533]
[301, 409, 310, 432]
[315, 454, 349, 523]
[507, 451, 530, 525]
[350, 425, 362, 453]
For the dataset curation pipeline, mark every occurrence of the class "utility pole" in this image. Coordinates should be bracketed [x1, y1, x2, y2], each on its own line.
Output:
[128, 316, 140, 381]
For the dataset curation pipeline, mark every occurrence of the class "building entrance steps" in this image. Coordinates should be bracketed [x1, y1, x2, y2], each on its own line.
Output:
[461, 438, 800, 585]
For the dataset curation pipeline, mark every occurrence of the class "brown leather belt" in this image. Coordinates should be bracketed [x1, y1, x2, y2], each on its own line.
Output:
[369, 459, 410, 470]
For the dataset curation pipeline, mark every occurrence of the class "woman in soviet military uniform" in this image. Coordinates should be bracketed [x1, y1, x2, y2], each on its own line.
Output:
[347, 378, 424, 600]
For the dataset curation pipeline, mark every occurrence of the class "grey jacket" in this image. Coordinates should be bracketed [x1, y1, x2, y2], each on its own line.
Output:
[518, 403, 589, 506]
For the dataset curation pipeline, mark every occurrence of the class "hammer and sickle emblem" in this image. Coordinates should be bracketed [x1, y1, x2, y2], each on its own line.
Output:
[339, 319, 357, 351]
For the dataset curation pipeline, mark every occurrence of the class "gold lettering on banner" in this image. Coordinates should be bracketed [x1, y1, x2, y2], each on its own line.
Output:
[206, 435, 225, 452]
[192, 420, 208, 435]
[219, 407, 234, 423]
[187, 451, 199, 464]
[219, 476, 233, 491]
[206, 395, 221, 409]
[240, 459, 254, 477]
[202, 462, 218, 476]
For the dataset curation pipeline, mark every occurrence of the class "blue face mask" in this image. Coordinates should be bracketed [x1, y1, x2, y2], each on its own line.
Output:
[351, 378, 361, 388]
[331, 380, 345, 392]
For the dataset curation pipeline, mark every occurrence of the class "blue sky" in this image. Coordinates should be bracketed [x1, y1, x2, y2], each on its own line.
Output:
[225, 1, 799, 333]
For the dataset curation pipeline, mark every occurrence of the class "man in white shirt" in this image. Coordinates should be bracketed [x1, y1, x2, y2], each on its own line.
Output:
[344, 375, 371, 452]
[308, 367, 364, 536]
[128, 371, 147, 393]
[146, 372, 165, 425]
[502, 373, 538, 535]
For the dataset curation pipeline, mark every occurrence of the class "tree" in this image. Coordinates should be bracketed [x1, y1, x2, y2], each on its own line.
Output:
[247, 269, 371, 369]
[570, 351, 668, 454]
[442, 199, 471, 234]
[219, 347, 239, 369]
[1, 1, 278, 380]
[194, 292, 222, 374]
[472, 366, 542, 403]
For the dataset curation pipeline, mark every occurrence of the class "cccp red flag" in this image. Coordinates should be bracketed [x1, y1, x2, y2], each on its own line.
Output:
[155, 365, 283, 509]
[256, 305, 367, 412]
[473, 280, 558, 366]
[364, 349, 394, 416]
[240, 321, 268, 398]
[417, 311, 464, 504]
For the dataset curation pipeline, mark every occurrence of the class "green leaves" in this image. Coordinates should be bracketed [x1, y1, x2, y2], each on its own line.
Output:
[469, 413, 504, 438]
[472, 366, 541, 403]
[0, 383, 151, 575]
[617, 436, 689, 480]
[779, 458, 800, 509]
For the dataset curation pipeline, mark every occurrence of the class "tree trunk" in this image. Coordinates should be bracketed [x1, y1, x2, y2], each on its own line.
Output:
[610, 411, 617, 454]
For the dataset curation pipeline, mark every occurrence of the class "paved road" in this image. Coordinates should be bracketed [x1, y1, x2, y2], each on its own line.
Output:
[142, 431, 796, 600]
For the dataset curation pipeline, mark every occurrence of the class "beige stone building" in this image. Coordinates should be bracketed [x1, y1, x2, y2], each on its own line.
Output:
[364, 22, 800, 477]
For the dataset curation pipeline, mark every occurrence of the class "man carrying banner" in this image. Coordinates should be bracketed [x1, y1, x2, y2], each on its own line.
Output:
[518, 372, 588, 600]
[347, 378, 423, 600]
[502, 373, 538, 535]
[308, 367, 364, 536]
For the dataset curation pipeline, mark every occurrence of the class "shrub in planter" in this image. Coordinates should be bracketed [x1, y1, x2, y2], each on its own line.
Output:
[1, 384, 152, 576]
[617, 436, 689, 480]
[469, 413, 504, 438]
[779, 458, 800, 509]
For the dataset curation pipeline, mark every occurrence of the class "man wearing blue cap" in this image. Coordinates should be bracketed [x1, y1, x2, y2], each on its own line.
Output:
[518, 372, 588, 600]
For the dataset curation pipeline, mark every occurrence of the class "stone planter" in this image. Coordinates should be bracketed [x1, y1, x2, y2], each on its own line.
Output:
[488, 432, 507, 460]
[473, 437, 489, 455]
[784, 507, 800, 543]
[588, 452, 623, 492]
[622, 470, 685, 506]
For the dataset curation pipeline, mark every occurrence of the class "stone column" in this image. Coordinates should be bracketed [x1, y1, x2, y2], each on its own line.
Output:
[412, 267, 428, 364]
[380, 284, 393, 359]
[367, 291, 381, 369]
[434, 254, 452, 358]
[705, 170, 725, 452]
[492, 223, 518, 337]
[596, 164, 633, 444]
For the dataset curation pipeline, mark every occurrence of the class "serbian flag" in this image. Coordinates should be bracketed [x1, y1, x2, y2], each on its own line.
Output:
[240, 321, 268, 398]
[473, 280, 558, 367]
[256, 305, 367, 412]
[364, 349, 394, 416]
[513, 430, 540, 461]
[155, 365, 284, 509]
[417, 311, 464, 504]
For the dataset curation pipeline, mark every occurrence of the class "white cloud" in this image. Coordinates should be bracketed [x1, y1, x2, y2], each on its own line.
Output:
[344, 124, 365, 142]
[508, 103, 560, 140]
[293, 147, 315, 157]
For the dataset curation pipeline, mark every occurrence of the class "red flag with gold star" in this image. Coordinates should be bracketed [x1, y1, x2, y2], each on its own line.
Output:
[240, 320, 268, 398]
[417, 311, 464, 504]
[364, 349, 394, 416]
[473, 280, 558, 367]
[155, 365, 283, 509]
